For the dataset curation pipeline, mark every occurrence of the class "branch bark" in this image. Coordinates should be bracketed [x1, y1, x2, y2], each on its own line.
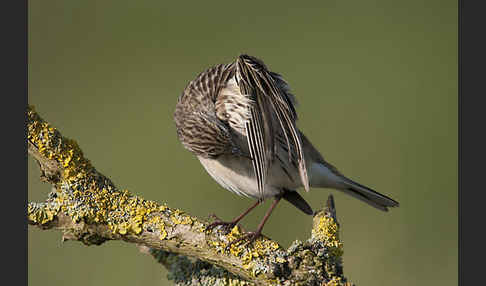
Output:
[27, 106, 354, 286]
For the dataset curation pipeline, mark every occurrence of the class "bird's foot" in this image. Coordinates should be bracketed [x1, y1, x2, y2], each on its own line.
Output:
[225, 230, 262, 251]
[206, 214, 236, 234]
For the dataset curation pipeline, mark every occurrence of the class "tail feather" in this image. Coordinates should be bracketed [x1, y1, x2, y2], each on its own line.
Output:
[301, 131, 399, 212]
[340, 177, 399, 212]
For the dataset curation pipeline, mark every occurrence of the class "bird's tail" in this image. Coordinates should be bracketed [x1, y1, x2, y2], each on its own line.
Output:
[308, 161, 399, 212]
[300, 131, 399, 212]
[338, 177, 399, 212]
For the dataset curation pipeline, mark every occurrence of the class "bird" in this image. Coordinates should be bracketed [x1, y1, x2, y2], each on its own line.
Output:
[173, 54, 399, 246]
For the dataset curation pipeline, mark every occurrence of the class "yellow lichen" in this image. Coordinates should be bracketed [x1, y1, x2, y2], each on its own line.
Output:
[28, 107, 94, 186]
[312, 214, 344, 258]
[28, 204, 58, 225]
[170, 209, 194, 225]
[324, 276, 343, 286]
[29, 105, 172, 237]
[275, 257, 286, 263]
[159, 226, 168, 240]
[158, 205, 167, 212]
[118, 222, 129, 235]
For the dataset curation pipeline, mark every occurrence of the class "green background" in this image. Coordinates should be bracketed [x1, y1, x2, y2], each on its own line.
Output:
[28, 1, 457, 285]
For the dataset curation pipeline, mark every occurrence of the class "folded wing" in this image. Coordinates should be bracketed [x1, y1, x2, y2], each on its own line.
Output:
[235, 54, 309, 199]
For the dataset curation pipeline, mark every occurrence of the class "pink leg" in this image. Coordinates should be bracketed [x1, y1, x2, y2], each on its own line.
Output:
[206, 200, 261, 233]
[225, 195, 282, 249]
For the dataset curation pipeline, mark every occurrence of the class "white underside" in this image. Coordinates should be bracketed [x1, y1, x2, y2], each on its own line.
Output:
[198, 155, 301, 199]
[198, 155, 347, 200]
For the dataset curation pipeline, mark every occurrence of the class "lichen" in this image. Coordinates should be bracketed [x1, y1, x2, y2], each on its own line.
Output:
[28, 202, 58, 225]
[205, 223, 286, 284]
[170, 209, 195, 226]
[28, 106, 353, 286]
[324, 276, 344, 286]
[311, 213, 344, 259]
[27, 106, 176, 239]
[28, 106, 94, 185]
[151, 250, 255, 286]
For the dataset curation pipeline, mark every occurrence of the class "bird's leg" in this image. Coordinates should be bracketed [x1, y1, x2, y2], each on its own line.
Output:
[225, 195, 282, 250]
[206, 200, 261, 233]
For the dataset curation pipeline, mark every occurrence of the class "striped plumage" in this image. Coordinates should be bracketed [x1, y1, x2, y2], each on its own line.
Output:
[174, 54, 399, 244]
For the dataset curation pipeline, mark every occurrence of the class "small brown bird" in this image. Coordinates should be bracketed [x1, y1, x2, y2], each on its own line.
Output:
[174, 54, 398, 244]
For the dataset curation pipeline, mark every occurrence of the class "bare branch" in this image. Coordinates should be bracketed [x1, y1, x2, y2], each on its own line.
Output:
[27, 106, 354, 286]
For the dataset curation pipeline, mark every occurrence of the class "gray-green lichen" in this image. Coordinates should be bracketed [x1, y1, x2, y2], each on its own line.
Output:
[151, 250, 254, 286]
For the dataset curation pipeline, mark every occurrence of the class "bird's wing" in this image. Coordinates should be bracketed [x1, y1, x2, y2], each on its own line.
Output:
[235, 55, 309, 198]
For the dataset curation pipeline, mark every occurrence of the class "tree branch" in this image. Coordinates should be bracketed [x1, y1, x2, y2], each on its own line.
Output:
[27, 106, 354, 286]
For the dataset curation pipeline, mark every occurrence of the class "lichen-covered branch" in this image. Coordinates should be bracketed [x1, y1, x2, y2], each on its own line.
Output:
[27, 106, 354, 286]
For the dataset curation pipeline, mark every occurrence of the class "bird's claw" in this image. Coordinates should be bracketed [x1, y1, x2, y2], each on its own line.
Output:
[206, 214, 236, 234]
[224, 231, 262, 251]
